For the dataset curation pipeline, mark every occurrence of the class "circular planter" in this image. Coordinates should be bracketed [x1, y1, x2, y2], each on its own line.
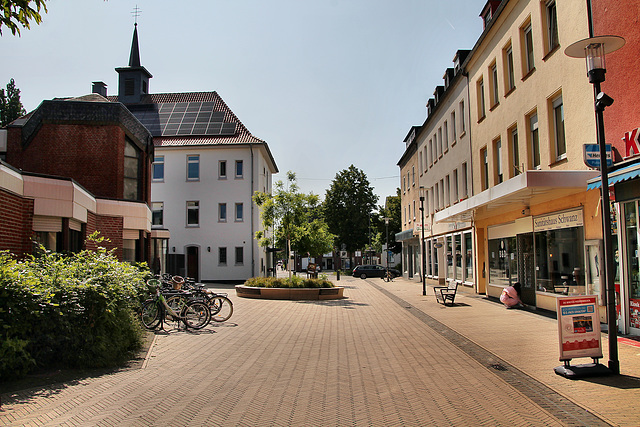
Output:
[235, 285, 344, 300]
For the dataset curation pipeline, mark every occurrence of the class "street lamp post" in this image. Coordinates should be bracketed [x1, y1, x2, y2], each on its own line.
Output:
[383, 217, 390, 278]
[419, 188, 426, 296]
[566, 35, 625, 375]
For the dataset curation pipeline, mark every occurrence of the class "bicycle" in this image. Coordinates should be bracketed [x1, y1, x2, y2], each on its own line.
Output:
[382, 269, 395, 282]
[162, 276, 234, 323]
[141, 279, 211, 330]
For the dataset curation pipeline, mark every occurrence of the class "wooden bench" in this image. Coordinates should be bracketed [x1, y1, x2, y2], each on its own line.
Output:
[434, 281, 459, 306]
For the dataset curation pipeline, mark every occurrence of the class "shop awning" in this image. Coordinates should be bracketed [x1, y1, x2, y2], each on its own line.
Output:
[395, 229, 415, 242]
[586, 162, 640, 190]
[434, 170, 599, 223]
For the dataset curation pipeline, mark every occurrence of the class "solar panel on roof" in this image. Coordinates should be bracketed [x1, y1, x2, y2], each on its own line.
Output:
[128, 101, 237, 137]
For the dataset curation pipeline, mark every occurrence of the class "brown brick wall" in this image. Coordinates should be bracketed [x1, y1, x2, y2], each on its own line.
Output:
[7, 124, 125, 199]
[0, 188, 34, 257]
[94, 214, 124, 261]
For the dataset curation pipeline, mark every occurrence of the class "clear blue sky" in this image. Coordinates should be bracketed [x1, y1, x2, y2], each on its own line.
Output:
[0, 0, 483, 203]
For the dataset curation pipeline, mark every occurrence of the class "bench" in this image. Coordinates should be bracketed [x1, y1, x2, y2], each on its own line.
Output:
[434, 281, 459, 306]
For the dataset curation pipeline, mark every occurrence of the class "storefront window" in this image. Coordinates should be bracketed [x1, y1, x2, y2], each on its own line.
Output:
[489, 237, 516, 287]
[433, 241, 439, 277]
[455, 234, 463, 281]
[446, 235, 453, 279]
[535, 227, 584, 294]
[427, 239, 432, 277]
[464, 232, 473, 282]
[624, 202, 640, 329]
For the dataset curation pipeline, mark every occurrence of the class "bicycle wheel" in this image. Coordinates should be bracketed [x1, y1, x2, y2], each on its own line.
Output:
[209, 296, 233, 322]
[182, 301, 211, 329]
[141, 300, 161, 329]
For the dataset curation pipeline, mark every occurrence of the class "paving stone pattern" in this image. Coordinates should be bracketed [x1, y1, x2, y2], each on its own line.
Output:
[1, 274, 639, 426]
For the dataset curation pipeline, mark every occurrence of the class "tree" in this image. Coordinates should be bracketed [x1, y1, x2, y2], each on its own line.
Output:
[253, 171, 335, 276]
[323, 165, 378, 255]
[0, 0, 48, 36]
[0, 78, 26, 127]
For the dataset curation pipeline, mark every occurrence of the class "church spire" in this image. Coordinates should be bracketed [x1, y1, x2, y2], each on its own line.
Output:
[128, 23, 141, 67]
[116, 20, 152, 104]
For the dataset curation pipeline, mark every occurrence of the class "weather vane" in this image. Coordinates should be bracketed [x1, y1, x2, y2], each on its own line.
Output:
[132, 5, 141, 25]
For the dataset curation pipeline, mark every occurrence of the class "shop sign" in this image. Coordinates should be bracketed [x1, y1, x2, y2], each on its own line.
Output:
[583, 144, 612, 168]
[533, 209, 583, 232]
[623, 128, 640, 160]
[630, 299, 640, 329]
[556, 296, 603, 361]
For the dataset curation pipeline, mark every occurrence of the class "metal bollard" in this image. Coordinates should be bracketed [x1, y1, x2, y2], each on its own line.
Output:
[336, 270, 340, 280]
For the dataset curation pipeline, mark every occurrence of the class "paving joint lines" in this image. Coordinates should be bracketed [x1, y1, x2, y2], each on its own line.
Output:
[369, 281, 612, 427]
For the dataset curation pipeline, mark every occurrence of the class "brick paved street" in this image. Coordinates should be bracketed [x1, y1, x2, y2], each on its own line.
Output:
[1, 274, 639, 426]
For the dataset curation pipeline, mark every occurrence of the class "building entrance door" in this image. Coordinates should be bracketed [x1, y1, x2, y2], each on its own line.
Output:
[517, 233, 535, 305]
[186, 246, 199, 282]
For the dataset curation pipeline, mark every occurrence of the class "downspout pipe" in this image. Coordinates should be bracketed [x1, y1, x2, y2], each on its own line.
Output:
[250, 145, 255, 278]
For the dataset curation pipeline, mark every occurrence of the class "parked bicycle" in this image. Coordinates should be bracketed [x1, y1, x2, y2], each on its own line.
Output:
[141, 279, 211, 330]
[157, 275, 234, 323]
[382, 269, 395, 282]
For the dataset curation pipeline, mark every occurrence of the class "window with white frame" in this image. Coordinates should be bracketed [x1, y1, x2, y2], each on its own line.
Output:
[219, 247, 227, 265]
[490, 62, 499, 107]
[546, 1, 559, 53]
[494, 137, 503, 184]
[460, 100, 466, 133]
[152, 202, 163, 226]
[510, 126, 521, 177]
[434, 182, 439, 211]
[462, 162, 468, 197]
[453, 169, 459, 203]
[443, 121, 449, 152]
[219, 203, 227, 222]
[504, 43, 516, 92]
[477, 77, 486, 120]
[187, 155, 199, 181]
[235, 160, 243, 178]
[187, 201, 199, 226]
[419, 151, 423, 174]
[438, 127, 443, 157]
[451, 111, 457, 144]
[445, 175, 450, 207]
[219, 160, 227, 178]
[235, 203, 244, 221]
[152, 156, 164, 181]
[529, 112, 540, 168]
[552, 95, 566, 160]
[481, 147, 489, 190]
[523, 22, 535, 75]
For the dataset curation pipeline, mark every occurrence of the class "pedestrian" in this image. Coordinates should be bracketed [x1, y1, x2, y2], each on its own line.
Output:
[500, 282, 524, 309]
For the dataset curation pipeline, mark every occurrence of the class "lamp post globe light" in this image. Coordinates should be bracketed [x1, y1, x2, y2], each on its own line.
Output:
[565, 35, 625, 375]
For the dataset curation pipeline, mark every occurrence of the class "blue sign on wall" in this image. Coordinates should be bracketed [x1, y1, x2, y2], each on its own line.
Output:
[583, 144, 613, 169]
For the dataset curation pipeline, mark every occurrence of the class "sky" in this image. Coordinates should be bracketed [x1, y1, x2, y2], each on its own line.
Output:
[0, 0, 484, 204]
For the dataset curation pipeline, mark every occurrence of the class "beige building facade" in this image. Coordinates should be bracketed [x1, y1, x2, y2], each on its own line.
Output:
[435, 0, 605, 314]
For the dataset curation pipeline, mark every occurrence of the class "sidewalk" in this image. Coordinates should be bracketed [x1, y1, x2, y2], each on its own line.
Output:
[375, 273, 640, 426]
[0, 272, 638, 426]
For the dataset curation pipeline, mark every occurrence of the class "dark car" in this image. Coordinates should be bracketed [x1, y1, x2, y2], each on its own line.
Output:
[353, 265, 400, 279]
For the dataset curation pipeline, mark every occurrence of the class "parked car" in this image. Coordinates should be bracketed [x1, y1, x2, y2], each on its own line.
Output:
[353, 265, 400, 279]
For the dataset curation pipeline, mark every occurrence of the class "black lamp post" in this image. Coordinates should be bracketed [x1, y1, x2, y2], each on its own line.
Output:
[384, 217, 391, 278]
[419, 187, 426, 296]
[566, 35, 625, 375]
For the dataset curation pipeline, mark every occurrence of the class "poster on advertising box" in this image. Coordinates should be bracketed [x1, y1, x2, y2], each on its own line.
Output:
[557, 296, 602, 361]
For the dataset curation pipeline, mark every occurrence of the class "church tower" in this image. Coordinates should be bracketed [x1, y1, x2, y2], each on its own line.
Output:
[116, 24, 152, 104]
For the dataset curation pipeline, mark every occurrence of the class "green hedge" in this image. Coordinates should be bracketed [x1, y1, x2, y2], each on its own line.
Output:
[0, 238, 149, 380]
[244, 276, 334, 288]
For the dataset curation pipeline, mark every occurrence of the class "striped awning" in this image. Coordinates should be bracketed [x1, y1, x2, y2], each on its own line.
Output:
[587, 162, 640, 190]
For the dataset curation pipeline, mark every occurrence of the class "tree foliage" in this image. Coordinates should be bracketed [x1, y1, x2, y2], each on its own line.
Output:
[323, 165, 378, 253]
[254, 171, 335, 271]
[0, 78, 26, 127]
[0, 0, 48, 36]
[374, 188, 402, 254]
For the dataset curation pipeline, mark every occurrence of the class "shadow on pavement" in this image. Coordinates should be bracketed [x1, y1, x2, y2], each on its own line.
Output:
[577, 373, 640, 389]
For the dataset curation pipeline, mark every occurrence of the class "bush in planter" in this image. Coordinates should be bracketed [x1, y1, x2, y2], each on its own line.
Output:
[0, 234, 149, 380]
[244, 276, 334, 288]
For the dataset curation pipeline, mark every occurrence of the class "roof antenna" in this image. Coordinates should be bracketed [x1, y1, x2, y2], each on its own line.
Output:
[132, 5, 141, 26]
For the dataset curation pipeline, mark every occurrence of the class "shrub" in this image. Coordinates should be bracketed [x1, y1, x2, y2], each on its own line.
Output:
[244, 276, 334, 288]
[0, 235, 149, 380]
